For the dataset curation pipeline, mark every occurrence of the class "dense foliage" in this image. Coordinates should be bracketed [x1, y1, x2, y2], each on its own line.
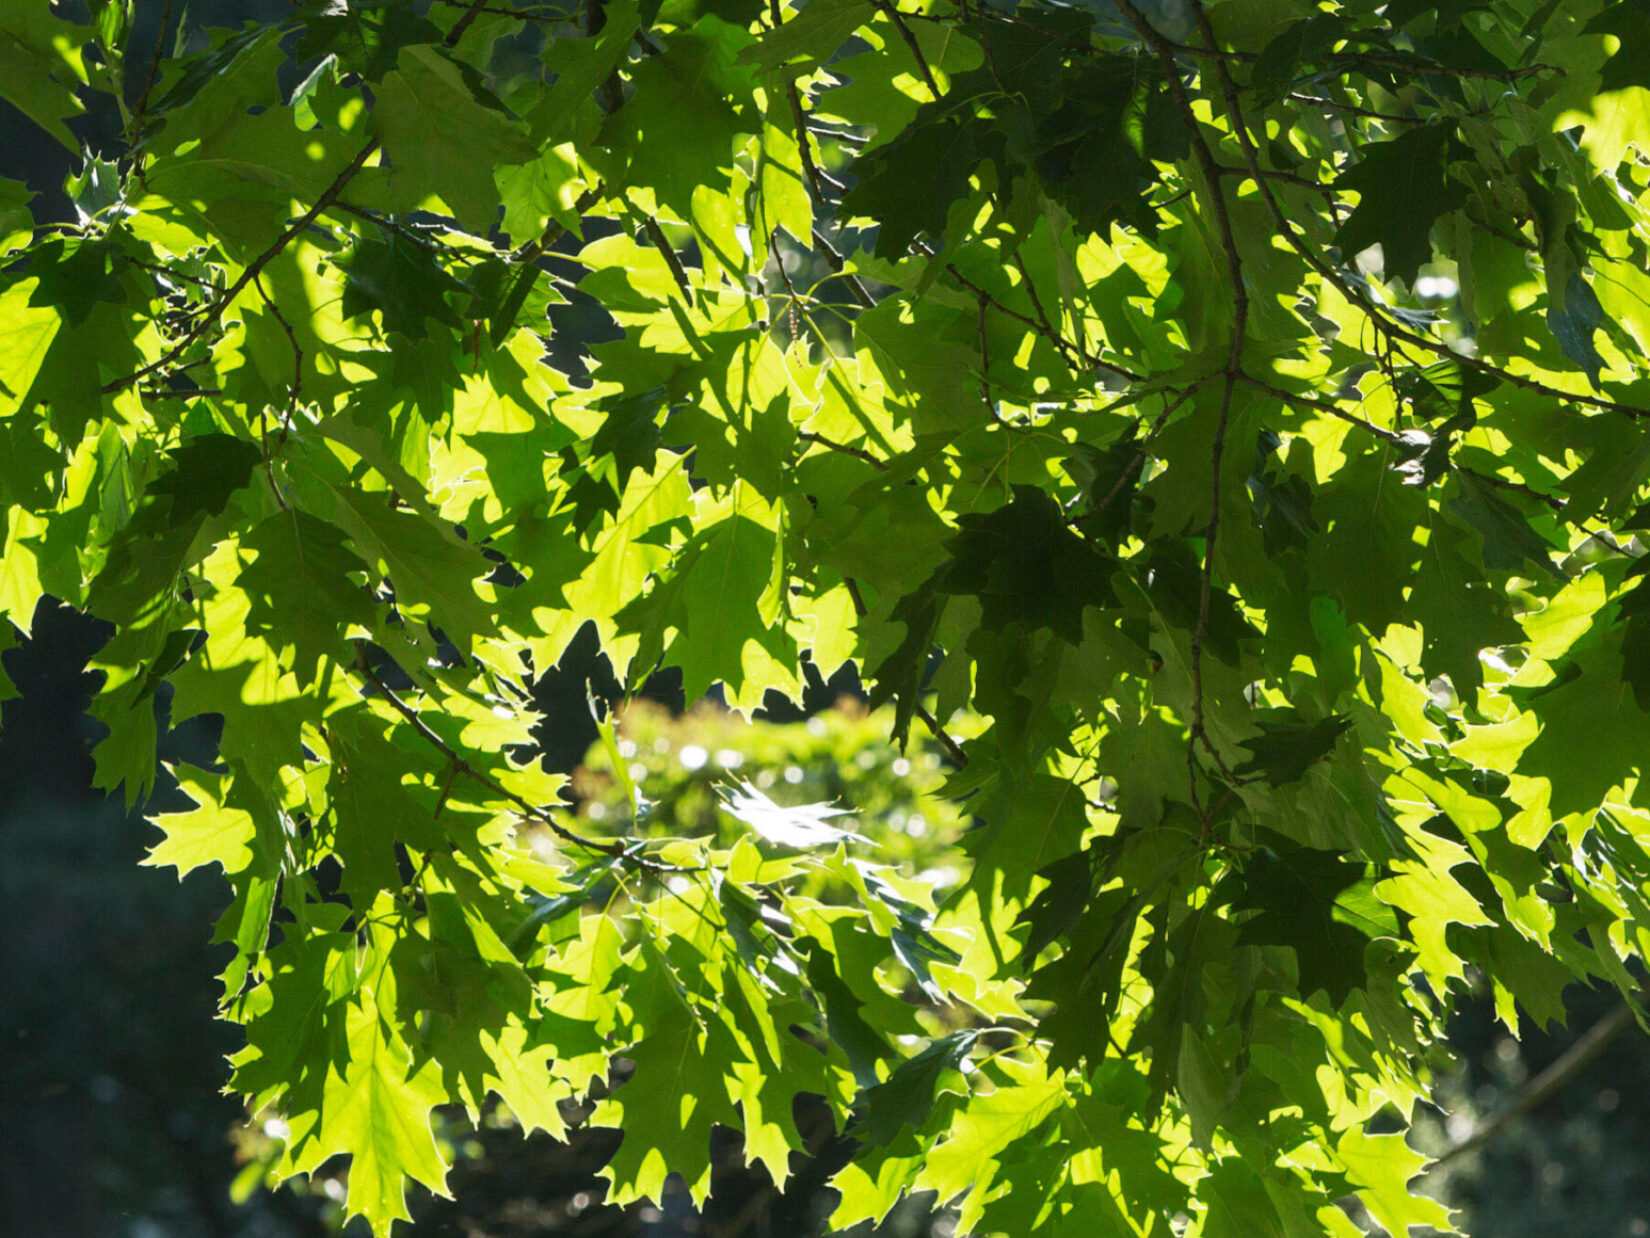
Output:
[6, 0, 1650, 1233]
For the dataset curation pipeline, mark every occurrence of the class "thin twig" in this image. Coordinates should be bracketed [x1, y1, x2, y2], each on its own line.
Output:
[946, 263, 1142, 383]
[811, 228, 876, 309]
[1328, 50, 1560, 84]
[1073, 379, 1211, 528]
[586, 0, 625, 113]
[126, 256, 215, 289]
[1160, 37, 1561, 83]
[1213, 163, 1333, 192]
[642, 215, 695, 302]
[1205, 37, 1646, 421]
[870, 0, 941, 100]
[1432, 998, 1639, 1170]
[1121, 0, 1249, 803]
[1236, 374, 1401, 444]
[513, 184, 604, 263]
[915, 702, 968, 765]
[436, 0, 572, 19]
[788, 79, 847, 200]
[326, 200, 443, 250]
[1457, 466, 1565, 514]
[799, 430, 889, 469]
[444, 0, 493, 46]
[104, 140, 381, 395]
[1012, 250, 1089, 368]
[354, 648, 698, 873]
[252, 273, 303, 432]
[811, 124, 869, 148]
[127, 0, 175, 177]
[975, 291, 1002, 424]
[1288, 92, 1424, 124]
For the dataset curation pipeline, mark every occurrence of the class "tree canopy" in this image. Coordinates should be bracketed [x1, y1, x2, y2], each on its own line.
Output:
[5, 0, 1650, 1233]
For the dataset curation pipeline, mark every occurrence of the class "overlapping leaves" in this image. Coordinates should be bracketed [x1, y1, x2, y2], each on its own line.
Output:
[5, 0, 1650, 1236]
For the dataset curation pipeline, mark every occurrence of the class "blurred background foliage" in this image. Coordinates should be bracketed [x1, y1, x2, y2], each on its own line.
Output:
[2, 1, 1649, 1235]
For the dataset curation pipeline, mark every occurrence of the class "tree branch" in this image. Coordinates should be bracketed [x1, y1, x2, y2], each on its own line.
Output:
[788, 78, 847, 201]
[1200, 35, 1646, 422]
[974, 290, 1002, 425]
[1235, 374, 1402, 444]
[1288, 92, 1425, 125]
[1432, 998, 1639, 1170]
[811, 228, 877, 309]
[106, 139, 381, 395]
[870, 0, 941, 100]
[798, 429, 889, 470]
[1073, 378, 1211, 529]
[946, 263, 1141, 383]
[443, 0, 495, 45]
[642, 215, 695, 302]
[1120, 0, 1248, 801]
[353, 647, 698, 874]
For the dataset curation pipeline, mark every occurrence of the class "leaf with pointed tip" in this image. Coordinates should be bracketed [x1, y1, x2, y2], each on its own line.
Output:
[853, 1029, 977, 1149]
[1227, 836, 1399, 1003]
[1334, 124, 1469, 286]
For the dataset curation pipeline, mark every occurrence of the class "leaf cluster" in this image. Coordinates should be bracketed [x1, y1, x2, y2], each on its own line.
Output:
[6, 0, 1650, 1234]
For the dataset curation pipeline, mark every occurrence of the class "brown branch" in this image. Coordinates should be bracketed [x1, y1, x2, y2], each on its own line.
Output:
[252, 273, 303, 431]
[1121, 0, 1248, 802]
[104, 139, 380, 395]
[1214, 163, 1334, 192]
[586, 0, 625, 113]
[443, 0, 494, 46]
[1160, 37, 1560, 83]
[811, 228, 877, 309]
[251, 274, 301, 510]
[1235, 374, 1402, 444]
[1241, 376, 1628, 553]
[436, 0, 572, 18]
[1200, 32, 1645, 422]
[1161, 38, 1257, 62]
[798, 430, 888, 470]
[1432, 998, 1639, 1170]
[788, 79, 847, 200]
[325, 200, 442, 250]
[126, 256, 215, 290]
[513, 184, 604, 264]
[1073, 379, 1211, 529]
[1328, 50, 1560, 84]
[869, 0, 941, 100]
[1011, 250, 1087, 368]
[126, 0, 176, 180]
[914, 702, 968, 766]
[1287, 92, 1425, 124]
[642, 215, 695, 302]
[1463, 206, 1538, 252]
[1459, 466, 1566, 514]
[946, 263, 1142, 383]
[974, 290, 1002, 425]
[353, 648, 698, 874]
[811, 123, 869, 148]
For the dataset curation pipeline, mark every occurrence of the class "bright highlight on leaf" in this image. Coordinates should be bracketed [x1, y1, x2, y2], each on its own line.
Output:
[716, 778, 868, 849]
